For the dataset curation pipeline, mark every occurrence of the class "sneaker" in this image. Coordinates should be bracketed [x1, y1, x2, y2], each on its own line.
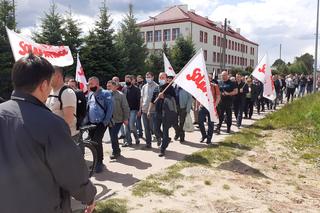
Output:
[208, 142, 219, 147]
[226, 128, 231, 133]
[200, 136, 207, 143]
[110, 153, 121, 160]
[180, 138, 185, 143]
[157, 138, 162, 146]
[122, 143, 132, 147]
[95, 163, 104, 173]
[135, 140, 140, 145]
[174, 135, 179, 140]
[216, 128, 221, 135]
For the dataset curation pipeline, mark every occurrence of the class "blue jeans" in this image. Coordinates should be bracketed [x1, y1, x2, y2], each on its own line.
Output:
[142, 112, 156, 145]
[109, 122, 122, 155]
[125, 110, 139, 144]
[198, 107, 214, 143]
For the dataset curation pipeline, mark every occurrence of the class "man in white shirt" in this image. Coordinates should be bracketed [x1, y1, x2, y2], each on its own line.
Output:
[46, 66, 78, 136]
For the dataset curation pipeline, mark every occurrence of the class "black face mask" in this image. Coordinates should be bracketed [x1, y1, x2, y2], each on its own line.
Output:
[90, 86, 98, 92]
[126, 81, 132, 86]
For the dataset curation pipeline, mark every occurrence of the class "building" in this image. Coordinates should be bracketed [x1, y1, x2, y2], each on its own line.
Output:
[137, 5, 259, 74]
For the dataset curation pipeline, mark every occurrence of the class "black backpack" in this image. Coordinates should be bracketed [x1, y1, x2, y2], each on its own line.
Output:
[49, 85, 87, 129]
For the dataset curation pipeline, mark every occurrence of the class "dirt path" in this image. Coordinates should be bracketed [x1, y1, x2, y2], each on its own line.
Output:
[116, 130, 320, 213]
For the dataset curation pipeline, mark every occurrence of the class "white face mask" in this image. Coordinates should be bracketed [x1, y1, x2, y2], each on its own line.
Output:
[146, 78, 153, 84]
[159, 79, 166, 86]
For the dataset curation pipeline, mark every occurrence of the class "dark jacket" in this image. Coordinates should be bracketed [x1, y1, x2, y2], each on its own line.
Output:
[122, 85, 141, 111]
[0, 91, 96, 213]
[234, 81, 249, 101]
[151, 83, 176, 113]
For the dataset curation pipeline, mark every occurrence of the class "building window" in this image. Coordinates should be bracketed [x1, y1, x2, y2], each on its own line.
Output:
[238, 56, 240, 65]
[217, 37, 221, 46]
[231, 55, 234, 64]
[232, 41, 234, 50]
[229, 40, 231, 49]
[204, 32, 208, 43]
[238, 43, 240, 52]
[228, 55, 230, 64]
[246, 46, 248, 53]
[154, 30, 161, 42]
[213, 52, 216, 62]
[140, 32, 145, 42]
[172, 28, 180, 40]
[235, 42, 237, 51]
[147, 31, 153, 42]
[200, 31, 203, 42]
[245, 58, 248, 66]
[204, 50, 207, 61]
[163, 29, 171, 41]
[217, 53, 220, 63]
[252, 47, 255, 55]
[213, 35, 216, 45]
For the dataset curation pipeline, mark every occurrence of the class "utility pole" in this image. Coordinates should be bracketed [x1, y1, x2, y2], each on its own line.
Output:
[222, 18, 227, 71]
[314, 0, 319, 92]
[149, 16, 156, 54]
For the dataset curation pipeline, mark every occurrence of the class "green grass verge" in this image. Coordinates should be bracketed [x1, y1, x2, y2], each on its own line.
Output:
[95, 198, 128, 213]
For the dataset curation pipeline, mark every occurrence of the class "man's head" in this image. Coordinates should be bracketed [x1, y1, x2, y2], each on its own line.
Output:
[64, 75, 73, 84]
[50, 66, 64, 89]
[107, 80, 117, 92]
[137, 75, 144, 84]
[208, 73, 213, 82]
[167, 75, 174, 84]
[145, 72, 154, 84]
[125, 75, 134, 87]
[221, 71, 229, 81]
[11, 53, 54, 103]
[88, 76, 100, 92]
[67, 79, 78, 90]
[158, 72, 167, 86]
[236, 74, 242, 82]
[247, 77, 252, 85]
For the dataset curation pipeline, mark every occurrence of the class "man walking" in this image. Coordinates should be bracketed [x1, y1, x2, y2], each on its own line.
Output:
[85, 77, 113, 173]
[233, 74, 248, 128]
[0, 54, 96, 213]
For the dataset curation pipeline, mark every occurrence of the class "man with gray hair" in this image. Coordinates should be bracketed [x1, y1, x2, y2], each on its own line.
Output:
[84, 76, 113, 173]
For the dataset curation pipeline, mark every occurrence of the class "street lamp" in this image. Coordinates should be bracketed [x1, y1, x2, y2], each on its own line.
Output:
[314, 0, 319, 92]
[149, 16, 156, 54]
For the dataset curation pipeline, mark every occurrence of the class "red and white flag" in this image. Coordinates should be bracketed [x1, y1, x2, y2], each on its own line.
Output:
[173, 49, 218, 122]
[252, 54, 276, 100]
[6, 27, 73, 67]
[163, 53, 176, 76]
[75, 53, 88, 92]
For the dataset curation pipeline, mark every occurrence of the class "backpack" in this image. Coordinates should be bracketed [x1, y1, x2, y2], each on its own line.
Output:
[49, 85, 87, 129]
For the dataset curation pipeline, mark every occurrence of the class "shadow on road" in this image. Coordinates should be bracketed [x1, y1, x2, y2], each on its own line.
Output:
[94, 169, 140, 187]
[110, 156, 152, 170]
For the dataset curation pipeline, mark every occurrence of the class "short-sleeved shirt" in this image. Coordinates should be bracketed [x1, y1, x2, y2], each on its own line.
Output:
[46, 87, 77, 136]
[219, 79, 236, 103]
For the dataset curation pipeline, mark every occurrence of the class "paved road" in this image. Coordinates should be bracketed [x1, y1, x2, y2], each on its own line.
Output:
[72, 109, 274, 210]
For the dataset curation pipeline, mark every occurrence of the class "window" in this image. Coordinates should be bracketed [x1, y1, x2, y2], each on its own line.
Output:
[229, 40, 231, 49]
[172, 28, 180, 40]
[147, 31, 153, 42]
[231, 55, 234, 64]
[252, 47, 255, 55]
[213, 35, 216, 45]
[140, 32, 145, 42]
[238, 56, 240, 65]
[204, 50, 207, 61]
[154, 30, 161, 42]
[213, 52, 216, 62]
[232, 41, 234, 50]
[204, 32, 208, 43]
[200, 31, 203, 42]
[235, 42, 237, 51]
[245, 46, 248, 53]
[228, 55, 231, 64]
[238, 43, 240, 52]
[217, 53, 220, 63]
[163, 29, 171, 41]
[217, 37, 221, 46]
[245, 58, 248, 66]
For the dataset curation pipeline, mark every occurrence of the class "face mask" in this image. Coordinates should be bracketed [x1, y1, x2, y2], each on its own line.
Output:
[146, 78, 152, 84]
[90, 86, 98, 92]
[126, 81, 132, 86]
[159, 79, 166, 86]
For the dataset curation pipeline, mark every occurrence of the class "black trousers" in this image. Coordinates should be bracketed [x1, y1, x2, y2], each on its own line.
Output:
[233, 97, 245, 126]
[174, 108, 187, 140]
[89, 123, 107, 164]
[287, 88, 295, 102]
[256, 98, 265, 114]
[217, 101, 232, 129]
[244, 98, 254, 118]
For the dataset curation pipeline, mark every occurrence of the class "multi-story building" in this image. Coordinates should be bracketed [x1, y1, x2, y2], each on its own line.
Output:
[137, 5, 259, 73]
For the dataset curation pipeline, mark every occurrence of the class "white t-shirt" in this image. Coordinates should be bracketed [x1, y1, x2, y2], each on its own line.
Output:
[46, 87, 78, 136]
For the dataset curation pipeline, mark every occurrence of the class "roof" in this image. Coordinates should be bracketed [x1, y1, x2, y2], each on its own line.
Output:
[137, 5, 258, 46]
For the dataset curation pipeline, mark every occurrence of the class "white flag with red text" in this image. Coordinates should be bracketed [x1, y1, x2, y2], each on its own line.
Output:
[252, 54, 276, 100]
[163, 53, 176, 76]
[75, 53, 88, 92]
[173, 49, 218, 122]
[6, 27, 74, 67]
[252, 54, 268, 83]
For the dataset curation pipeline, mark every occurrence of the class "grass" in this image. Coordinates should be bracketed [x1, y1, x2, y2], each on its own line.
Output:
[223, 184, 230, 190]
[204, 180, 212, 185]
[95, 198, 128, 213]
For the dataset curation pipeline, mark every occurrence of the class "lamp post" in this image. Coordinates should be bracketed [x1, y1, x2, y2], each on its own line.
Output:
[314, 0, 319, 92]
[149, 16, 156, 54]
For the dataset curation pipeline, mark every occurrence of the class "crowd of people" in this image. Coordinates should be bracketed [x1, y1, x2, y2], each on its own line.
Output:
[0, 54, 317, 213]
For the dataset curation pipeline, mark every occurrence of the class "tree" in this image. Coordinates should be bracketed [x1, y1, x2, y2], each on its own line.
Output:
[272, 58, 286, 68]
[0, 0, 16, 99]
[81, 1, 119, 83]
[116, 4, 147, 76]
[289, 61, 308, 75]
[145, 53, 163, 77]
[33, 2, 65, 45]
[277, 63, 289, 76]
[170, 36, 195, 72]
[63, 8, 83, 76]
[295, 53, 314, 74]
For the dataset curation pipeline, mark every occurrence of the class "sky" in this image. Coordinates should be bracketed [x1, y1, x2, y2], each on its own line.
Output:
[14, 0, 319, 64]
